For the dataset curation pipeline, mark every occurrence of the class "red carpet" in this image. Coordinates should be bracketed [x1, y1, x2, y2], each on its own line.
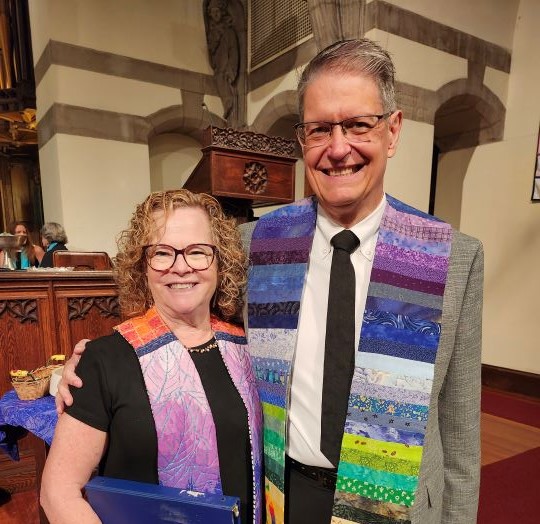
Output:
[477, 447, 540, 524]
[481, 389, 540, 428]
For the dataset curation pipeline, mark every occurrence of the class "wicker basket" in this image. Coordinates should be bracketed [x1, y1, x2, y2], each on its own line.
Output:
[11, 365, 58, 400]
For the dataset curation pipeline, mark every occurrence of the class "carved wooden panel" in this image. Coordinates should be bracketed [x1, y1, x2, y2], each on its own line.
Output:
[243, 161, 268, 194]
[68, 296, 120, 320]
[0, 299, 37, 323]
[185, 126, 297, 206]
[207, 127, 296, 157]
[0, 271, 120, 394]
[56, 290, 122, 361]
[0, 298, 51, 395]
[211, 150, 294, 202]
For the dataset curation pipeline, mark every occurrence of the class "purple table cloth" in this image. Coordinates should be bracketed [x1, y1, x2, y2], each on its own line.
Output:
[0, 390, 57, 459]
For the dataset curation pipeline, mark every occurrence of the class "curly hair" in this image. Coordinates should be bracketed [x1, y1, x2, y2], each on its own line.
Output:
[114, 189, 247, 321]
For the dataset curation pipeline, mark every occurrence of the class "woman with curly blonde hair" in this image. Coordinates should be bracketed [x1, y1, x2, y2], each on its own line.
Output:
[113, 189, 247, 321]
[42, 189, 263, 524]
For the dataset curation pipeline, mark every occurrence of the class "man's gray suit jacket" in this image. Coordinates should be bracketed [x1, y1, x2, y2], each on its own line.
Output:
[239, 211, 483, 524]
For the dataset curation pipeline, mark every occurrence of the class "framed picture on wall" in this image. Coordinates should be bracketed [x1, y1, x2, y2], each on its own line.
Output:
[532, 125, 540, 202]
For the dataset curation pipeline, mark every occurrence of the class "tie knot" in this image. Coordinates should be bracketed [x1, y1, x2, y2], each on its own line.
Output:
[331, 229, 359, 254]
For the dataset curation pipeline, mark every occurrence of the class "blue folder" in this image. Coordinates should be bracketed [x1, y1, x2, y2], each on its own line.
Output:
[85, 476, 241, 524]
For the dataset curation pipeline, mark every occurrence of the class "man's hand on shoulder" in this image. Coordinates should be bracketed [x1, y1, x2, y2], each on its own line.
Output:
[55, 338, 89, 414]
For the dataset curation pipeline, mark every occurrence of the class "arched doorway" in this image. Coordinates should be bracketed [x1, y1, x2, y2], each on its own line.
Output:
[430, 83, 505, 228]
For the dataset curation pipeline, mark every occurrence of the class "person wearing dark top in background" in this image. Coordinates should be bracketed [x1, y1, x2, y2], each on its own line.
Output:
[40, 190, 263, 524]
[39, 222, 68, 267]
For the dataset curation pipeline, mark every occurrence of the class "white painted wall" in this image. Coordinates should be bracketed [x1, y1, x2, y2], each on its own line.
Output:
[390, 0, 520, 49]
[28, 0, 211, 74]
[36, 65, 182, 119]
[457, 0, 540, 373]
[367, 29, 468, 92]
[39, 135, 151, 256]
[384, 119, 433, 211]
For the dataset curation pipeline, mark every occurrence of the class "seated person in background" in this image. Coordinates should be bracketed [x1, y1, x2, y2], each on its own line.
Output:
[0, 221, 44, 269]
[13, 221, 45, 268]
[39, 222, 68, 267]
[40, 189, 263, 524]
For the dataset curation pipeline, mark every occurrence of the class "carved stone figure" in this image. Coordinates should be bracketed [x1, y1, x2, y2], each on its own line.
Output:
[204, 0, 240, 121]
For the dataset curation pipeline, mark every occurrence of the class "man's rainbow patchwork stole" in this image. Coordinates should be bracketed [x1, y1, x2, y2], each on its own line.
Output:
[115, 307, 264, 524]
[247, 195, 452, 524]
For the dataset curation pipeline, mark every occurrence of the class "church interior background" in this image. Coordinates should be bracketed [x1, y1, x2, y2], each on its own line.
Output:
[0, 0, 538, 395]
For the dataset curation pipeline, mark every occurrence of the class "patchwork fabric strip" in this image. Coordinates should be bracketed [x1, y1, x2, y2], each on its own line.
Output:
[247, 197, 317, 524]
[335, 195, 452, 522]
[248, 195, 452, 524]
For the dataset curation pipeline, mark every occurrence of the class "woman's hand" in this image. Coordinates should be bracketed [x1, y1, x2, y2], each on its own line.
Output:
[55, 339, 89, 414]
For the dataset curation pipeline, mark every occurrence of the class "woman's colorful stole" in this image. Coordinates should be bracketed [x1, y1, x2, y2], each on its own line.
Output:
[115, 307, 264, 523]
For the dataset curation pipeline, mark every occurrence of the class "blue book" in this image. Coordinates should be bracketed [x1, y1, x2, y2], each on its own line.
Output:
[85, 476, 241, 524]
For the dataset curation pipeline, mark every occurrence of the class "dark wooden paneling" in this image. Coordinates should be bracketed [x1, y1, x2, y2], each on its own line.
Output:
[0, 271, 119, 523]
[0, 271, 121, 395]
[210, 150, 295, 203]
[0, 440, 35, 494]
[482, 364, 540, 399]
[55, 292, 120, 359]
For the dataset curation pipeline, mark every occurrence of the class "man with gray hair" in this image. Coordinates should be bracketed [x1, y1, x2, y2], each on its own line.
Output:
[243, 38, 482, 524]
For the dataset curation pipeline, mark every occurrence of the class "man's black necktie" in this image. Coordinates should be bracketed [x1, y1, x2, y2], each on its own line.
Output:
[321, 229, 360, 466]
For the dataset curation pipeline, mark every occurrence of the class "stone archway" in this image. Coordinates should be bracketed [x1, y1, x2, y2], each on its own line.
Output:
[250, 90, 298, 138]
[434, 79, 505, 152]
[249, 90, 306, 198]
[249, 89, 302, 160]
[430, 80, 505, 227]
[145, 104, 225, 192]
[146, 104, 226, 143]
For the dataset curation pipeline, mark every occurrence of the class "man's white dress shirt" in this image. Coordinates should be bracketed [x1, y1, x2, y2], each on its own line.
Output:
[287, 195, 386, 467]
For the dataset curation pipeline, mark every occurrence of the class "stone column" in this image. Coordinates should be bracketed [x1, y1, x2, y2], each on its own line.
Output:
[305, 0, 367, 51]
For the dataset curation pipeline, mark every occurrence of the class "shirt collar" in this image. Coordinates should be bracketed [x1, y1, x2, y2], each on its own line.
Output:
[315, 194, 386, 261]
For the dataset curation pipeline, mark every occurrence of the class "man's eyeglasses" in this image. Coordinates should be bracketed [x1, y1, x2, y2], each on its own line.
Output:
[144, 243, 217, 272]
[294, 113, 392, 147]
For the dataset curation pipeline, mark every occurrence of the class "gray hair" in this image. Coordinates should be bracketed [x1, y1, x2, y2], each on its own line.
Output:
[297, 39, 397, 118]
[41, 222, 68, 244]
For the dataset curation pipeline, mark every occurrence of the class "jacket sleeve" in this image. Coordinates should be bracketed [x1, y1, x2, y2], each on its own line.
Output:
[439, 237, 484, 522]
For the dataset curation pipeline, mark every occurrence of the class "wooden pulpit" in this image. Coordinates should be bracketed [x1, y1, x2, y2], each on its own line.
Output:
[184, 127, 297, 220]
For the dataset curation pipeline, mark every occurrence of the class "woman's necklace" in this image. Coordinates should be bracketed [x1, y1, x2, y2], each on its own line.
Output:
[184, 337, 218, 353]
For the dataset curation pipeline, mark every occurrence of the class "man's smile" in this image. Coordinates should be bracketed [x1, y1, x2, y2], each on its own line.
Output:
[320, 164, 363, 177]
